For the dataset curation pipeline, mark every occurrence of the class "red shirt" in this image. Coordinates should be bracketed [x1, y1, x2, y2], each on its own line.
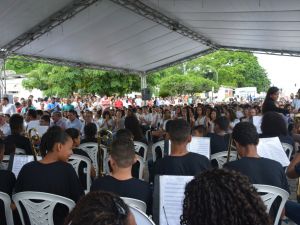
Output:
[114, 100, 123, 109]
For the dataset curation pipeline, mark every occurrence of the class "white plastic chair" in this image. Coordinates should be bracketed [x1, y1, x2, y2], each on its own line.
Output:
[68, 154, 92, 194]
[121, 197, 147, 213]
[210, 151, 238, 168]
[134, 141, 148, 162]
[16, 148, 26, 155]
[13, 191, 75, 225]
[105, 155, 145, 180]
[253, 184, 289, 225]
[78, 142, 99, 176]
[281, 142, 293, 160]
[0, 192, 14, 225]
[129, 205, 155, 225]
[0, 155, 10, 170]
[151, 140, 164, 162]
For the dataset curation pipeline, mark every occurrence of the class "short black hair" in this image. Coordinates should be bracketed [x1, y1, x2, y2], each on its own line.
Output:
[84, 123, 97, 138]
[65, 128, 80, 140]
[27, 109, 37, 119]
[2, 97, 8, 102]
[192, 125, 206, 136]
[215, 116, 229, 131]
[261, 112, 287, 136]
[68, 109, 77, 116]
[115, 129, 133, 140]
[232, 122, 259, 146]
[111, 138, 135, 168]
[36, 110, 43, 117]
[41, 115, 50, 124]
[168, 119, 191, 144]
[9, 114, 24, 134]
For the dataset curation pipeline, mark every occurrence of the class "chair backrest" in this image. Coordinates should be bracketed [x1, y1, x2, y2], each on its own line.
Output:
[13, 191, 75, 225]
[253, 184, 289, 225]
[16, 148, 26, 155]
[151, 140, 164, 162]
[281, 142, 293, 160]
[104, 155, 145, 180]
[0, 192, 14, 225]
[134, 141, 148, 162]
[78, 142, 99, 176]
[129, 205, 155, 225]
[210, 151, 237, 168]
[68, 154, 92, 193]
[121, 197, 147, 213]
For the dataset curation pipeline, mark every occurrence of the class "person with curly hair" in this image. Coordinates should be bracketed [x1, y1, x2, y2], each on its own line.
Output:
[65, 191, 136, 225]
[180, 169, 271, 225]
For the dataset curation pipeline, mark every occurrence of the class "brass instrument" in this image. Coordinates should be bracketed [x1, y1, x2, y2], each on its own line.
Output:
[97, 128, 114, 176]
[27, 128, 41, 160]
[97, 129, 104, 176]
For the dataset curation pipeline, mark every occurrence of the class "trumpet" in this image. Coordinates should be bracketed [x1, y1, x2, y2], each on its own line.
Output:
[27, 128, 41, 159]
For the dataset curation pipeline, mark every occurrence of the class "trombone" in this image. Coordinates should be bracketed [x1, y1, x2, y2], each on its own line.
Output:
[26, 128, 41, 160]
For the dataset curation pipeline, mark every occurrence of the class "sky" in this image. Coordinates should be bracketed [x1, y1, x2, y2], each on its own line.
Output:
[255, 54, 300, 95]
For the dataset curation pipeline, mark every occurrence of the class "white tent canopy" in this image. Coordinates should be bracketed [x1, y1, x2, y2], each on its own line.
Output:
[1, 0, 300, 74]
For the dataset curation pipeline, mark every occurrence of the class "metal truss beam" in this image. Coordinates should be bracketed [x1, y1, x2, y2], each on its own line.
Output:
[1, 0, 100, 53]
[12, 54, 143, 75]
[110, 0, 219, 49]
[146, 48, 216, 74]
[222, 46, 300, 57]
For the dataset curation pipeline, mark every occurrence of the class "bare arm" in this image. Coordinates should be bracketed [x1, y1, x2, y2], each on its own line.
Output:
[286, 153, 300, 179]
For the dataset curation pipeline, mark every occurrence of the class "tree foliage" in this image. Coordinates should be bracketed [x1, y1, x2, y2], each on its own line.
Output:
[6, 50, 270, 97]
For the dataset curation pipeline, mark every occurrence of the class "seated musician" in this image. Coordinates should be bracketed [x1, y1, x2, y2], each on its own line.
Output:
[15, 126, 84, 225]
[206, 116, 231, 155]
[151, 119, 211, 183]
[0, 140, 16, 225]
[81, 123, 97, 144]
[181, 169, 271, 225]
[4, 114, 33, 155]
[91, 138, 152, 215]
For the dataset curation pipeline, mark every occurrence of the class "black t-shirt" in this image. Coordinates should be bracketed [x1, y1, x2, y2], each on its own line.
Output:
[152, 152, 211, 182]
[4, 134, 33, 155]
[0, 170, 16, 225]
[206, 133, 230, 155]
[224, 157, 289, 192]
[81, 138, 97, 144]
[91, 175, 152, 214]
[15, 161, 84, 225]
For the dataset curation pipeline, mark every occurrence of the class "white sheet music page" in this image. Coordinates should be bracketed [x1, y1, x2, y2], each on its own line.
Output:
[252, 116, 262, 134]
[257, 137, 290, 167]
[187, 137, 210, 159]
[159, 175, 193, 225]
[168, 137, 211, 159]
[12, 155, 35, 177]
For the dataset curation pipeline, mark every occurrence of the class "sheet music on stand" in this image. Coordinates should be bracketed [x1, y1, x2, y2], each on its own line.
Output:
[252, 116, 262, 134]
[159, 175, 193, 225]
[257, 137, 290, 167]
[168, 137, 210, 159]
[11, 155, 35, 177]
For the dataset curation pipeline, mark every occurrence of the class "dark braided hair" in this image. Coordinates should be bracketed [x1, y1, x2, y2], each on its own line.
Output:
[64, 191, 131, 225]
[180, 169, 271, 225]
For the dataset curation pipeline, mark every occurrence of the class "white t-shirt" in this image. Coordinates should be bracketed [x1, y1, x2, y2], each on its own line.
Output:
[0, 123, 11, 136]
[2, 103, 16, 115]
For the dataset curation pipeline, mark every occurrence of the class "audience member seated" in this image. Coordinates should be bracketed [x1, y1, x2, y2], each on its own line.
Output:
[181, 169, 271, 225]
[39, 115, 50, 126]
[4, 114, 33, 155]
[0, 140, 16, 225]
[224, 122, 289, 222]
[0, 113, 11, 138]
[65, 128, 96, 189]
[124, 115, 147, 144]
[81, 123, 97, 144]
[66, 110, 82, 131]
[91, 138, 152, 214]
[15, 126, 84, 225]
[151, 119, 211, 183]
[260, 111, 294, 146]
[25, 109, 39, 131]
[64, 191, 136, 225]
[50, 111, 67, 130]
[206, 116, 230, 155]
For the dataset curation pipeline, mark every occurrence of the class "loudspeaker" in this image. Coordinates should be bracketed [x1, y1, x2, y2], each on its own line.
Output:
[141, 88, 151, 100]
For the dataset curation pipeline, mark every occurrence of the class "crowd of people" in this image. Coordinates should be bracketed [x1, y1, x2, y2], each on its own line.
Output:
[0, 86, 300, 225]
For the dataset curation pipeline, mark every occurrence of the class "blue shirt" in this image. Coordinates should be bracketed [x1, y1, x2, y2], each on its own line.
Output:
[47, 102, 60, 112]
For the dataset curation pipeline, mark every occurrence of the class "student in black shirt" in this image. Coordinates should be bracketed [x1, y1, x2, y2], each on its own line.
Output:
[65, 128, 96, 189]
[4, 114, 33, 155]
[152, 119, 211, 181]
[262, 86, 289, 115]
[0, 140, 16, 225]
[206, 116, 230, 155]
[15, 126, 84, 225]
[81, 122, 97, 144]
[224, 122, 289, 223]
[91, 138, 152, 214]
